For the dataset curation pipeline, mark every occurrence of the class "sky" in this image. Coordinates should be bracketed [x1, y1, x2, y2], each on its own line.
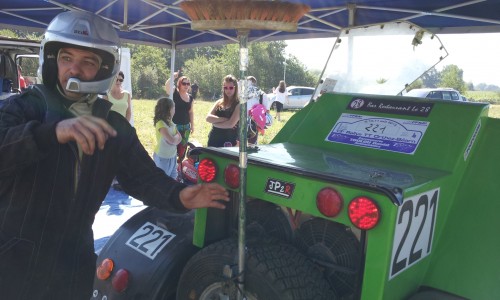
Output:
[286, 32, 500, 87]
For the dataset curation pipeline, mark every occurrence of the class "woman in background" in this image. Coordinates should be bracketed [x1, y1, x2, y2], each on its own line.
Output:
[206, 75, 240, 147]
[105, 71, 132, 122]
[165, 71, 194, 164]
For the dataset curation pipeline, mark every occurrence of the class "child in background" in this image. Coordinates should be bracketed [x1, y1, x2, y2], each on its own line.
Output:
[153, 97, 182, 180]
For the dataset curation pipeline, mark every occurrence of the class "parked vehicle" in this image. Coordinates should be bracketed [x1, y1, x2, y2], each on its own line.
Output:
[0, 37, 39, 100]
[267, 85, 315, 109]
[92, 21, 500, 300]
[405, 88, 467, 101]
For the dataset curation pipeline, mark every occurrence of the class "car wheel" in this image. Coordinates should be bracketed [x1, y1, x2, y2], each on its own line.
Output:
[176, 238, 337, 300]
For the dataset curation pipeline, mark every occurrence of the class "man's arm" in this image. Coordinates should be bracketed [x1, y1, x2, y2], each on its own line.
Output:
[0, 94, 56, 176]
[113, 117, 228, 212]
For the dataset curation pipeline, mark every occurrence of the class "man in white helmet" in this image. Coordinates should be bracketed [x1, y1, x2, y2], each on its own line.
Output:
[0, 11, 229, 299]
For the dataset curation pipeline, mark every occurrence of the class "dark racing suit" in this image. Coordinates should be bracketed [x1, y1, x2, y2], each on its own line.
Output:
[0, 85, 188, 299]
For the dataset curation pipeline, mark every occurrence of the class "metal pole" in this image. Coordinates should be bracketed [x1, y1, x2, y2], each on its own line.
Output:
[169, 27, 176, 94]
[283, 60, 287, 82]
[236, 29, 249, 300]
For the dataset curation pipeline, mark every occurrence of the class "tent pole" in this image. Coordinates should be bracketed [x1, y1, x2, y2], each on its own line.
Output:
[169, 27, 176, 94]
[236, 28, 249, 300]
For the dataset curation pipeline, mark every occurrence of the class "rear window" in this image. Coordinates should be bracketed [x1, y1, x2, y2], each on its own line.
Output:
[301, 88, 314, 96]
[427, 91, 442, 99]
[442, 92, 452, 100]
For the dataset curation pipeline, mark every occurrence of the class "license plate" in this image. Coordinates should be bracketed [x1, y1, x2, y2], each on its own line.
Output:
[125, 222, 175, 260]
[264, 178, 295, 199]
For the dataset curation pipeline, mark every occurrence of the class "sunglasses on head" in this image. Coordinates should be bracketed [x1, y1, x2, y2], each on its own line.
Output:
[224, 86, 234, 90]
[181, 81, 191, 86]
[117, 78, 123, 82]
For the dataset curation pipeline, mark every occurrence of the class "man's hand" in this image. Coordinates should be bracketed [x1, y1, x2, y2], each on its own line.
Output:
[179, 183, 230, 210]
[55, 115, 117, 155]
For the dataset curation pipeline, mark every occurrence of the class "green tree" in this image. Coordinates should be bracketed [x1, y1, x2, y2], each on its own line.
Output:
[0, 29, 18, 38]
[421, 67, 440, 88]
[466, 82, 474, 91]
[185, 56, 224, 100]
[439, 64, 466, 93]
[129, 44, 169, 98]
[406, 79, 424, 92]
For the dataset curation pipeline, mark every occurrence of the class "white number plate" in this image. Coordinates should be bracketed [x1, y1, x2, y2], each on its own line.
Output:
[126, 222, 175, 260]
[389, 188, 439, 279]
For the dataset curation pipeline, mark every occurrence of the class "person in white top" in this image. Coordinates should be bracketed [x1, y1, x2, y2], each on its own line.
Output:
[105, 71, 132, 122]
[274, 80, 287, 121]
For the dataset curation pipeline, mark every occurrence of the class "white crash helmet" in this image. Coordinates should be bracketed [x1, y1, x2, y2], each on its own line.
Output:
[38, 10, 121, 94]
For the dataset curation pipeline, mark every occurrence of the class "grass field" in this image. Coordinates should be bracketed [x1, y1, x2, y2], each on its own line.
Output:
[464, 90, 500, 104]
[132, 98, 296, 156]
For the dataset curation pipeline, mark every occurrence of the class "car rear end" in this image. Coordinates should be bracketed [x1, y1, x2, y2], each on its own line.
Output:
[194, 92, 490, 299]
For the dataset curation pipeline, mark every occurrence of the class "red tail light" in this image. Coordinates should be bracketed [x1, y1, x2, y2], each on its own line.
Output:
[198, 158, 217, 182]
[316, 187, 343, 217]
[96, 258, 114, 280]
[112, 268, 130, 293]
[348, 196, 380, 230]
[224, 164, 240, 188]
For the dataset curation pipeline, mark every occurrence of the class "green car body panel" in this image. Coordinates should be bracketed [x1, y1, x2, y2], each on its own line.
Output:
[194, 92, 500, 299]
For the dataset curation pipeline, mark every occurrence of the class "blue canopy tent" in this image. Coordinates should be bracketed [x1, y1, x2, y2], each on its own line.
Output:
[1, 0, 499, 50]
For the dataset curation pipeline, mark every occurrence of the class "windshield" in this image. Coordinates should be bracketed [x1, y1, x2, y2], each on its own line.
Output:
[316, 21, 448, 96]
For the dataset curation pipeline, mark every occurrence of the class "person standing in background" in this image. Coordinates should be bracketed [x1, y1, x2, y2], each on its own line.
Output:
[206, 74, 240, 147]
[191, 80, 199, 99]
[153, 97, 182, 179]
[165, 72, 194, 165]
[274, 80, 287, 121]
[104, 71, 132, 122]
[105, 70, 132, 190]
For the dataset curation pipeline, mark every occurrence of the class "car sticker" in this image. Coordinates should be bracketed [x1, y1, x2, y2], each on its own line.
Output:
[326, 113, 429, 155]
[264, 178, 295, 199]
[464, 120, 481, 161]
[125, 222, 175, 260]
[389, 188, 439, 279]
[347, 97, 434, 117]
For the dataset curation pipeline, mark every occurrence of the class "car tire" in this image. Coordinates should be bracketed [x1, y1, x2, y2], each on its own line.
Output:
[176, 238, 337, 300]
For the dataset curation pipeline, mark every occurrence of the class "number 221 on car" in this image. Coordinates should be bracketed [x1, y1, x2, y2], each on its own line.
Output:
[389, 188, 439, 279]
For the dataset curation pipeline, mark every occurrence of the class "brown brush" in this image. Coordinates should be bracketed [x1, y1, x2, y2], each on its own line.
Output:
[180, 0, 310, 32]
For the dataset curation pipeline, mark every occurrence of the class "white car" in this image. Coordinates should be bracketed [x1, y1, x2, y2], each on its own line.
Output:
[267, 86, 315, 110]
[405, 88, 467, 101]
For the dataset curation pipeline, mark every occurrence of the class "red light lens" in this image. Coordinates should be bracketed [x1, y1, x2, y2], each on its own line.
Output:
[316, 187, 343, 217]
[348, 197, 380, 230]
[112, 268, 130, 293]
[224, 164, 240, 188]
[198, 158, 217, 182]
[96, 258, 114, 280]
